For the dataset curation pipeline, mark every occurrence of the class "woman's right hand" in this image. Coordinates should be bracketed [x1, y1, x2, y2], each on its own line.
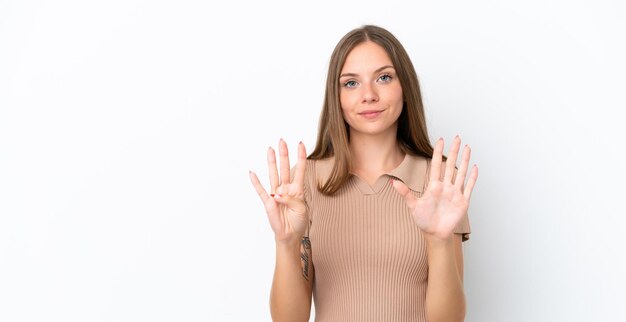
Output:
[249, 139, 309, 244]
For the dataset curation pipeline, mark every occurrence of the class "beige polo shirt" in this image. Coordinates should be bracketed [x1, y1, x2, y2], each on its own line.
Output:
[302, 153, 470, 322]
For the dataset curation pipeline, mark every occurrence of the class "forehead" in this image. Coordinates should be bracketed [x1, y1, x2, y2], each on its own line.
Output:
[341, 41, 394, 73]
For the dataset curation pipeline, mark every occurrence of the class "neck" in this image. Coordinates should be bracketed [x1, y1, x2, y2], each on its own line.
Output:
[349, 126, 405, 174]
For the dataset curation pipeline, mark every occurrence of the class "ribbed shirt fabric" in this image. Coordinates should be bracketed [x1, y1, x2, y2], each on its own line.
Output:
[303, 153, 470, 322]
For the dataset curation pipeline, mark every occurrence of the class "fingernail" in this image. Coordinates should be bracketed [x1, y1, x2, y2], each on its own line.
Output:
[270, 194, 282, 198]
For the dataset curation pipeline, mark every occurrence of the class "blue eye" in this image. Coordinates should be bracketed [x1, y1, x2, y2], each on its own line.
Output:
[378, 74, 392, 82]
[343, 80, 358, 88]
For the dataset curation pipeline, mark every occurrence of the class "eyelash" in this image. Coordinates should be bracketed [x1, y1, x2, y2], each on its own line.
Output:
[343, 80, 358, 88]
[342, 74, 393, 88]
[378, 74, 392, 82]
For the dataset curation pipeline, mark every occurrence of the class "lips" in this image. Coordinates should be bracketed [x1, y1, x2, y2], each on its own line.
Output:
[358, 109, 384, 119]
[358, 109, 384, 115]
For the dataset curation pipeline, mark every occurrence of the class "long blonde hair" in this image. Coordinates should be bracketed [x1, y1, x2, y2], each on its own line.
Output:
[309, 25, 438, 195]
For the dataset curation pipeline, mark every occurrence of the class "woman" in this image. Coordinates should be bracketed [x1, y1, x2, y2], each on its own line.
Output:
[249, 25, 478, 322]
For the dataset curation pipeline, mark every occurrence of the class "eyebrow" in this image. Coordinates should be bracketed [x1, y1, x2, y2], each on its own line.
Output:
[339, 65, 395, 78]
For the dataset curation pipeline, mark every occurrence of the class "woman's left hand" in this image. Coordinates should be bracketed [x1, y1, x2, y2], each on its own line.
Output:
[392, 136, 478, 242]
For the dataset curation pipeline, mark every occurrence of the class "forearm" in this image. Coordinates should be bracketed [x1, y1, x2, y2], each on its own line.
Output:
[424, 235, 466, 322]
[270, 237, 312, 322]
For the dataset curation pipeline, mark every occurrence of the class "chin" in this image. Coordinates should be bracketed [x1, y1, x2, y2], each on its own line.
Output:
[352, 126, 394, 136]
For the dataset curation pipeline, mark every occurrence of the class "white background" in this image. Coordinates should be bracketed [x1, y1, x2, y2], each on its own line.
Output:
[1, 0, 625, 321]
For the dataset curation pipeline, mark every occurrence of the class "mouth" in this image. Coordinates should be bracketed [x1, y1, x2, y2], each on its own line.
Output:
[358, 109, 385, 119]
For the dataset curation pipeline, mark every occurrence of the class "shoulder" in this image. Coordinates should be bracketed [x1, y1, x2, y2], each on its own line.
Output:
[294, 157, 334, 190]
[398, 154, 458, 190]
[288, 158, 332, 191]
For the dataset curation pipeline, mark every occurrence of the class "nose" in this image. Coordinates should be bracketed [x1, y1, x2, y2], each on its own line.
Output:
[361, 83, 379, 103]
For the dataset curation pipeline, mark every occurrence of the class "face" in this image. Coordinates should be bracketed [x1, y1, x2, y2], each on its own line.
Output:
[339, 41, 403, 138]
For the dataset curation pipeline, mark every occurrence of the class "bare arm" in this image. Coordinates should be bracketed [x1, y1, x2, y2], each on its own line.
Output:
[270, 236, 314, 322]
[424, 234, 465, 322]
[249, 140, 314, 322]
[391, 136, 477, 322]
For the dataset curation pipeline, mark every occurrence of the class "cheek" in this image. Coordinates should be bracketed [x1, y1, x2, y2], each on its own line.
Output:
[339, 90, 353, 109]
[338, 97, 355, 126]
[340, 105, 352, 125]
[339, 94, 358, 121]
[391, 84, 403, 104]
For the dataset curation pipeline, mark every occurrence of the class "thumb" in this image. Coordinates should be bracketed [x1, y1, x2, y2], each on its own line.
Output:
[271, 193, 306, 213]
[391, 178, 417, 207]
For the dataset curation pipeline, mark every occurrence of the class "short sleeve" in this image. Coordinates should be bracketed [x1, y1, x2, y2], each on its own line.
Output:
[454, 211, 471, 242]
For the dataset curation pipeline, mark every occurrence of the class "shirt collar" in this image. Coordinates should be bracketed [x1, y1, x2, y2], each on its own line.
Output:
[314, 153, 429, 193]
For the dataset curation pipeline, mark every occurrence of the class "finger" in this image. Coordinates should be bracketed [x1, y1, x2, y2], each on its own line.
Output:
[454, 144, 471, 189]
[267, 146, 279, 193]
[279, 138, 291, 186]
[292, 141, 307, 187]
[444, 135, 461, 183]
[249, 170, 270, 203]
[272, 193, 306, 213]
[429, 138, 444, 183]
[463, 165, 479, 201]
[391, 178, 417, 209]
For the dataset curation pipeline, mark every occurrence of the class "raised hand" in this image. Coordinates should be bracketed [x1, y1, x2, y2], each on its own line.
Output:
[249, 139, 309, 243]
[392, 136, 478, 242]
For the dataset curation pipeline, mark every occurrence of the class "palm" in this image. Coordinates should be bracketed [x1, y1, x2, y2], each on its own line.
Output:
[392, 136, 478, 241]
[266, 181, 308, 240]
[250, 139, 309, 242]
[412, 179, 469, 239]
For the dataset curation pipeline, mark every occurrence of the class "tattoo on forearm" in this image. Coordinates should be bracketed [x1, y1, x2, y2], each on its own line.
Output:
[300, 236, 311, 281]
